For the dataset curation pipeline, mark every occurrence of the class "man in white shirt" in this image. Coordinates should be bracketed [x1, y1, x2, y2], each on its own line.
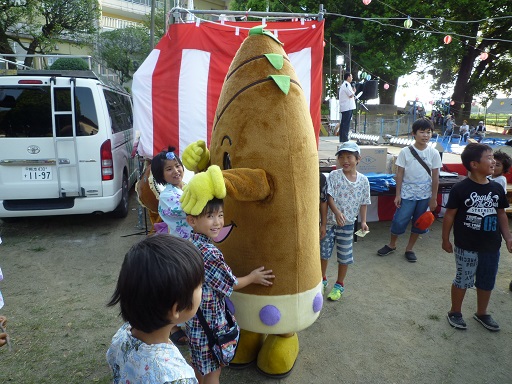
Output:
[338, 73, 356, 142]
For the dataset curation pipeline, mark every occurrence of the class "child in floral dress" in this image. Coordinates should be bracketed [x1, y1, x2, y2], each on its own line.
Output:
[151, 146, 192, 239]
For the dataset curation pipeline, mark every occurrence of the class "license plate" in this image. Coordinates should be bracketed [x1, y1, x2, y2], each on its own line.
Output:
[22, 166, 53, 181]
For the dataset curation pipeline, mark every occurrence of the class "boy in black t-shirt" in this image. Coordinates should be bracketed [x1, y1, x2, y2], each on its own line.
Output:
[442, 143, 512, 331]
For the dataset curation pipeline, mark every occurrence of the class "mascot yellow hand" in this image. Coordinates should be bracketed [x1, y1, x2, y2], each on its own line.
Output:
[182, 140, 210, 172]
[180, 165, 227, 215]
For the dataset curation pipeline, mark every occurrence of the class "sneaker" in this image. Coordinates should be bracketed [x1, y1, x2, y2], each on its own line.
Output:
[377, 245, 396, 256]
[473, 313, 500, 331]
[327, 284, 344, 301]
[405, 251, 417, 262]
[447, 312, 467, 330]
[322, 280, 328, 294]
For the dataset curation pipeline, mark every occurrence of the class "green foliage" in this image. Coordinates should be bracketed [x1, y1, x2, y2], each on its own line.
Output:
[0, 0, 100, 65]
[142, 6, 166, 42]
[230, 0, 511, 113]
[430, 0, 512, 119]
[50, 57, 89, 70]
[97, 26, 151, 84]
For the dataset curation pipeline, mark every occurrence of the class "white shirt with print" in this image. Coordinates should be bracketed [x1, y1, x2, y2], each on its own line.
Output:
[326, 170, 371, 225]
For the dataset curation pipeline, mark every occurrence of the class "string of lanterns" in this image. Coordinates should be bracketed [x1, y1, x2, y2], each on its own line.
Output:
[361, 0, 494, 63]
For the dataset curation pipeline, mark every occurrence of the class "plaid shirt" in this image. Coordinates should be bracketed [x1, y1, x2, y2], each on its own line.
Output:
[185, 233, 238, 375]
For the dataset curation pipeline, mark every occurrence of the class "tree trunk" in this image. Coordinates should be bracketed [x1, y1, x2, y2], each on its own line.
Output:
[23, 39, 39, 68]
[451, 48, 477, 123]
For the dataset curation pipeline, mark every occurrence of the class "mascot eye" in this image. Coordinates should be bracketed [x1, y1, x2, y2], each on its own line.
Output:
[223, 152, 232, 170]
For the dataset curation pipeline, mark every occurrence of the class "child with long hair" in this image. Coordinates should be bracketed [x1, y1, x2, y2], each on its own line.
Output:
[106, 234, 204, 383]
[185, 198, 275, 384]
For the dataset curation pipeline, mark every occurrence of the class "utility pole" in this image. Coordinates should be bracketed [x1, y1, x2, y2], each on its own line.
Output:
[150, 0, 156, 48]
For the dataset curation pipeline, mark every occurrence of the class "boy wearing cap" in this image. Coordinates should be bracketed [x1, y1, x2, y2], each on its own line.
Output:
[377, 118, 442, 262]
[442, 143, 512, 331]
[321, 141, 371, 301]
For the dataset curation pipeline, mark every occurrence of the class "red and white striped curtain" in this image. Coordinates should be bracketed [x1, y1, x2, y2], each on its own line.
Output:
[133, 20, 325, 158]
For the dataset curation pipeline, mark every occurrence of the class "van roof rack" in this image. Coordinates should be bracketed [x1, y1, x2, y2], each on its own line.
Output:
[0, 54, 126, 93]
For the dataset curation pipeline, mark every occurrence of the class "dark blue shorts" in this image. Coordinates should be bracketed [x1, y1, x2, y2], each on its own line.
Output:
[452, 246, 500, 291]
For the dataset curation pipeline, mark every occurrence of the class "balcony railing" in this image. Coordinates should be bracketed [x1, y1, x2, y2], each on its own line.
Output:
[101, 16, 141, 30]
[103, 0, 164, 8]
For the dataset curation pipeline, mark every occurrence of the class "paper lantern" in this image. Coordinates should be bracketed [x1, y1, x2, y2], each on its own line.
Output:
[461, 104, 465, 109]
[429, 100, 433, 105]
[361, 71, 367, 80]
[366, 74, 371, 81]
[443, 35, 452, 44]
[362, 0, 372, 5]
[415, 97, 419, 101]
[404, 17, 412, 29]
[384, 83, 389, 90]
[450, 100, 455, 105]
[480, 52, 488, 60]
[472, 101, 476, 106]
[501, 101, 505, 105]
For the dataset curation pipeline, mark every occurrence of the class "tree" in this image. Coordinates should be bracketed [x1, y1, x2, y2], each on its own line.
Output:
[429, 1, 512, 121]
[230, 0, 512, 115]
[96, 26, 151, 84]
[229, 1, 433, 105]
[0, 0, 36, 57]
[142, 6, 166, 43]
[0, 0, 100, 67]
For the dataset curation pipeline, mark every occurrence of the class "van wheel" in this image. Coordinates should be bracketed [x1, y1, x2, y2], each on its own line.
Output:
[112, 174, 129, 218]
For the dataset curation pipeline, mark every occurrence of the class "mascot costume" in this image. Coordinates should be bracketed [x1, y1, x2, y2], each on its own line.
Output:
[180, 26, 323, 378]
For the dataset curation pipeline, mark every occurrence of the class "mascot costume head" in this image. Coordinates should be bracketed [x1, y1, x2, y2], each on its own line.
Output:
[181, 26, 322, 378]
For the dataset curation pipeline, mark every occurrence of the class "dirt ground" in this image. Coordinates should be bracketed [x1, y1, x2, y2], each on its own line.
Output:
[1, 191, 512, 383]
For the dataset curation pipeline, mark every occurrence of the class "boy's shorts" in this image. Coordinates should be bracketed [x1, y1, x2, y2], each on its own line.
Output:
[452, 246, 500, 290]
[390, 198, 430, 235]
[320, 223, 354, 265]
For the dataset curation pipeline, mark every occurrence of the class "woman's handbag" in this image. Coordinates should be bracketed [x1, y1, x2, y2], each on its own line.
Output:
[196, 304, 240, 365]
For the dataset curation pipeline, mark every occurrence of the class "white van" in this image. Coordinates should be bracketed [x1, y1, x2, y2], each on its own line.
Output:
[0, 56, 137, 218]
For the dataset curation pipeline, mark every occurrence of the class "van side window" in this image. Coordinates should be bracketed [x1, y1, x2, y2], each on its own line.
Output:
[0, 86, 98, 138]
[55, 87, 99, 137]
[104, 90, 133, 133]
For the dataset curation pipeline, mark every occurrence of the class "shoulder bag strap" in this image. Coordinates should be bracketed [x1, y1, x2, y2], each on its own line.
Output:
[408, 145, 432, 177]
[196, 308, 217, 349]
[196, 305, 235, 349]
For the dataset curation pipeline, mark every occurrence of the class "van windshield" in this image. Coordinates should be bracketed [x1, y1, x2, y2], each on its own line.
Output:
[0, 86, 98, 138]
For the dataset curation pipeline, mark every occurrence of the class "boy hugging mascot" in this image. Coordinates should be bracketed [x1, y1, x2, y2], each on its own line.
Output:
[180, 27, 323, 378]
